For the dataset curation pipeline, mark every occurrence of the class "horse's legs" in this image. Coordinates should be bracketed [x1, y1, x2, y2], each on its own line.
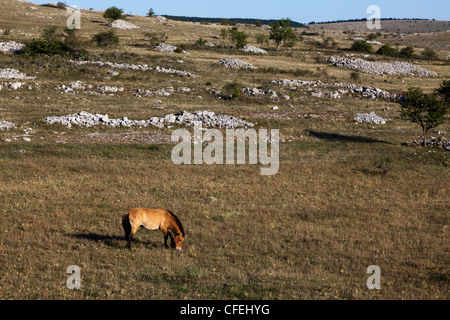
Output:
[162, 228, 173, 249]
[126, 225, 140, 250]
[164, 234, 169, 249]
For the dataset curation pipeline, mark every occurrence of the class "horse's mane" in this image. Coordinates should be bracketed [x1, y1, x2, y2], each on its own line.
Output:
[167, 210, 185, 236]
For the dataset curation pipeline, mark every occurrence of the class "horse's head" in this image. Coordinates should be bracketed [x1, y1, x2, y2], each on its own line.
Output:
[173, 232, 184, 251]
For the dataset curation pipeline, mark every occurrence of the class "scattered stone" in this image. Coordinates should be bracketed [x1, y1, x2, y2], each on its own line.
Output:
[0, 68, 35, 80]
[406, 136, 449, 149]
[0, 82, 25, 90]
[327, 56, 438, 77]
[242, 87, 278, 99]
[155, 16, 167, 23]
[107, 70, 119, 76]
[177, 87, 191, 93]
[97, 85, 124, 93]
[154, 43, 189, 54]
[0, 121, 16, 130]
[135, 86, 174, 97]
[366, 40, 383, 45]
[354, 112, 389, 124]
[154, 43, 177, 53]
[22, 137, 31, 142]
[0, 41, 25, 54]
[218, 58, 256, 69]
[55, 81, 91, 93]
[240, 45, 267, 54]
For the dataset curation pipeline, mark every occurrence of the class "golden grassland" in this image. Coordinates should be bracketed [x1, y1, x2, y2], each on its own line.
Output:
[0, 0, 449, 299]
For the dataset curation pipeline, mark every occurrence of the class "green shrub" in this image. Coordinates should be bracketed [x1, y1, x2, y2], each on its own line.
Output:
[366, 33, 381, 41]
[20, 27, 86, 57]
[376, 44, 398, 57]
[92, 30, 120, 47]
[223, 82, 242, 99]
[399, 46, 414, 59]
[317, 36, 337, 49]
[41, 26, 61, 42]
[436, 80, 450, 103]
[420, 48, 438, 60]
[63, 28, 87, 52]
[144, 32, 168, 46]
[220, 29, 228, 39]
[350, 40, 373, 53]
[103, 6, 124, 21]
[174, 43, 187, 53]
[255, 34, 268, 46]
[195, 38, 207, 46]
[22, 39, 72, 57]
[350, 71, 361, 82]
[56, 1, 67, 9]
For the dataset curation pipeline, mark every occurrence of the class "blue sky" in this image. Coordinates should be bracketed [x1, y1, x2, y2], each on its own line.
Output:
[30, 0, 450, 23]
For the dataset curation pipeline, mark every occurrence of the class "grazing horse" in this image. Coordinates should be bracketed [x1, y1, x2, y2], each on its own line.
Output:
[122, 208, 185, 251]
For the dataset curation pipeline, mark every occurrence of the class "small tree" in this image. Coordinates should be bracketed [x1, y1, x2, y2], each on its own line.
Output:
[400, 87, 449, 146]
[103, 6, 124, 21]
[269, 18, 295, 52]
[227, 27, 248, 48]
[233, 31, 248, 49]
[147, 8, 155, 17]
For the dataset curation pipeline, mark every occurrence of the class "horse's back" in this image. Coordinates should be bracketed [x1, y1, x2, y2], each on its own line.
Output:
[127, 208, 169, 231]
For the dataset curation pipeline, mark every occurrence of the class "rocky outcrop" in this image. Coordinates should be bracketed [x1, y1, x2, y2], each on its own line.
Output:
[271, 79, 397, 99]
[70, 60, 196, 78]
[154, 43, 177, 53]
[0, 68, 35, 80]
[0, 41, 25, 53]
[218, 58, 256, 69]
[110, 19, 139, 30]
[44, 110, 254, 129]
[242, 87, 278, 99]
[327, 56, 438, 77]
[240, 45, 267, 54]
[354, 112, 389, 124]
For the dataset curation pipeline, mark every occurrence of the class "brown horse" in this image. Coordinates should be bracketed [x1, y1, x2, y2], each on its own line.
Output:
[122, 208, 185, 251]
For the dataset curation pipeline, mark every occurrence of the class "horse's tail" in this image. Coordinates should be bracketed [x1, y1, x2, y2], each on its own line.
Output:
[122, 213, 131, 240]
[167, 210, 185, 236]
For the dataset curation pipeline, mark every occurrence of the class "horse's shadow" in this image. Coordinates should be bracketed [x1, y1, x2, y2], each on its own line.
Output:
[66, 233, 160, 249]
[306, 130, 391, 144]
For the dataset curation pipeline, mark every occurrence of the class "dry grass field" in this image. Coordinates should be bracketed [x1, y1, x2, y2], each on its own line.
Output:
[0, 0, 449, 300]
